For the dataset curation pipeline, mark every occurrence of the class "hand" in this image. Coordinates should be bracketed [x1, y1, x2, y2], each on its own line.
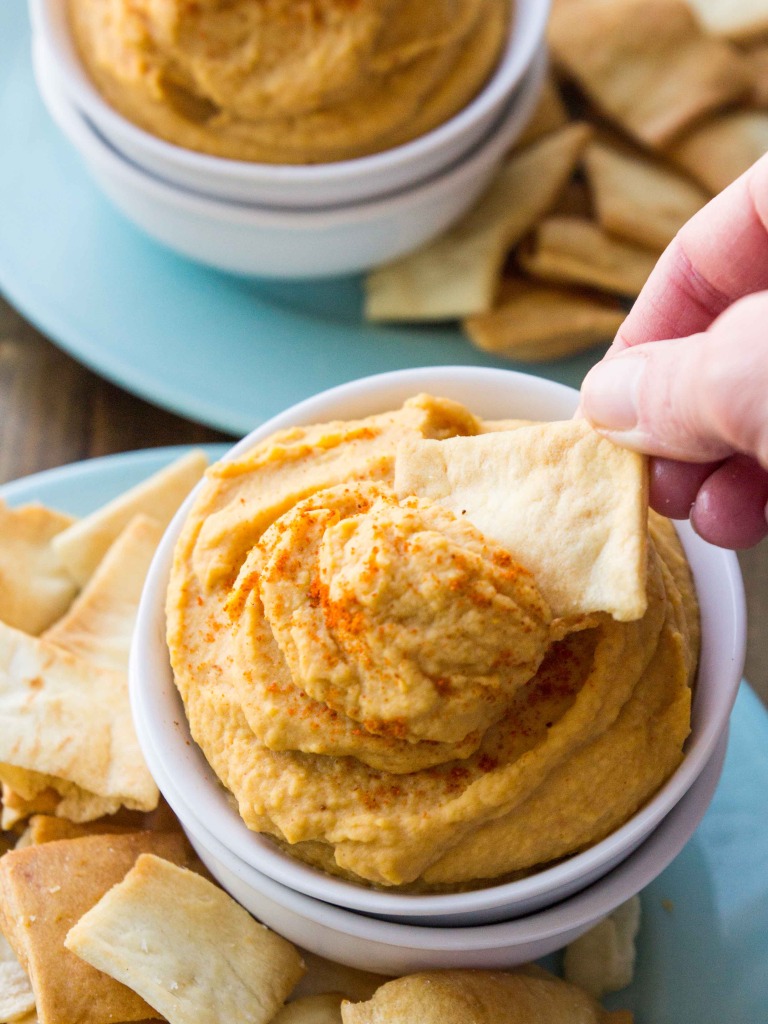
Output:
[580, 152, 768, 549]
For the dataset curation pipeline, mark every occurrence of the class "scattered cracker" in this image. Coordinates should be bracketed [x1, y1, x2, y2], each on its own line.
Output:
[464, 277, 624, 361]
[65, 854, 305, 1024]
[0, 501, 77, 635]
[687, 0, 768, 42]
[666, 109, 768, 192]
[548, 0, 751, 147]
[564, 896, 642, 998]
[44, 514, 163, 673]
[0, 931, 35, 1023]
[0, 832, 191, 1024]
[584, 140, 710, 250]
[364, 123, 591, 321]
[51, 450, 207, 587]
[271, 994, 344, 1024]
[394, 420, 648, 621]
[518, 216, 659, 298]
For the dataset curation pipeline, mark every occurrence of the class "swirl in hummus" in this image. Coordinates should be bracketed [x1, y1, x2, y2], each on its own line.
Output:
[166, 395, 699, 889]
[67, 0, 510, 164]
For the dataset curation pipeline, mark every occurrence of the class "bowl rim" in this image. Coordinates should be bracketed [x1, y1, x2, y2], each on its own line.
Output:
[35, 40, 548, 227]
[30, 0, 550, 184]
[130, 366, 746, 919]
[132, 687, 730, 946]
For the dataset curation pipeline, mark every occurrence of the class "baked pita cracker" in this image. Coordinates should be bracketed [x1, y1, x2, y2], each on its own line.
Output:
[14, 814, 137, 849]
[51, 450, 207, 587]
[515, 75, 570, 149]
[667, 110, 768, 193]
[0, 931, 35, 1023]
[44, 514, 163, 673]
[564, 895, 641, 998]
[271, 994, 344, 1024]
[687, 0, 768, 41]
[518, 216, 659, 298]
[0, 832, 190, 1024]
[0, 501, 77, 635]
[1, 779, 60, 830]
[364, 123, 591, 321]
[65, 853, 305, 1024]
[340, 968, 632, 1024]
[0, 623, 158, 816]
[464, 277, 624, 361]
[293, 953, 389, 1004]
[394, 420, 648, 621]
[584, 141, 710, 250]
[743, 44, 768, 107]
[548, 0, 751, 147]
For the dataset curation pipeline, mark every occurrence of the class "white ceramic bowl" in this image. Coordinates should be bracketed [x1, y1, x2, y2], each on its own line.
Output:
[33, 40, 546, 278]
[30, 0, 550, 207]
[136, 679, 729, 972]
[130, 367, 746, 931]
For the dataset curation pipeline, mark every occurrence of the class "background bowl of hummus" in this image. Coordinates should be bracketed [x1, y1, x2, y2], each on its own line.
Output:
[33, 41, 546, 277]
[130, 366, 746, 930]
[30, 0, 549, 208]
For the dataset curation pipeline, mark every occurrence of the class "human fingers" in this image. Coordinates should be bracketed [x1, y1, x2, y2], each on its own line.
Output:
[691, 455, 768, 549]
[648, 458, 723, 519]
[608, 150, 768, 354]
[581, 290, 768, 465]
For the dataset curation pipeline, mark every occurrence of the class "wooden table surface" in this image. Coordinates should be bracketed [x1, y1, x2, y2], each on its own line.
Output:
[2, 293, 766, 706]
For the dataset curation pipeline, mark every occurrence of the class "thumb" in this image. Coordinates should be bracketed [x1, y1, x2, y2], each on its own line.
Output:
[580, 291, 768, 467]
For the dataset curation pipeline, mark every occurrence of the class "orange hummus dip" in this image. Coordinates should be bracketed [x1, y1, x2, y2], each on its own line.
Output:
[166, 396, 698, 889]
[67, 0, 510, 164]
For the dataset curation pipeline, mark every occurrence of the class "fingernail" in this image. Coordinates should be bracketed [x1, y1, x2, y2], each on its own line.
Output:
[582, 354, 643, 431]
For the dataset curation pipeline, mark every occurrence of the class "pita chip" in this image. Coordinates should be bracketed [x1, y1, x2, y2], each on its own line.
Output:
[667, 110, 768, 193]
[364, 123, 591, 321]
[271, 994, 343, 1024]
[51, 450, 207, 587]
[0, 780, 59, 831]
[686, 0, 768, 41]
[0, 832, 191, 1024]
[0, 501, 77, 635]
[340, 968, 631, 1024]
[548, 0, 751, 147]
[44, 514, 163, 673]
[394, 420, 648, 621]
[464, 278, 624, 361]
[743, 44, 768, 107]
[564, 895, 641, 999]
[0, 931, 35, 1023]
[518, 216, 658, 298]
[65, 853, 305, 1024]
[584, 141, 710, 250]
[0, 623, 158, 816]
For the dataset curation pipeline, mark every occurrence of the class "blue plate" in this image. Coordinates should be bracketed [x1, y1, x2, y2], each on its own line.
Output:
[2, 446, 768, 1022]
[0, 3, 604, 437]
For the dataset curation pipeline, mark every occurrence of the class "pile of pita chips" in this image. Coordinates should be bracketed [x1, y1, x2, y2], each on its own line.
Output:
[0, 450, 207, 831]
[365, 0, 768, 362]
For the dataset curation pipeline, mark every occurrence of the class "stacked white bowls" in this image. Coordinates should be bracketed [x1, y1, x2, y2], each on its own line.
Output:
[29, 0, 550, 277]
[130, 367, 746, 974]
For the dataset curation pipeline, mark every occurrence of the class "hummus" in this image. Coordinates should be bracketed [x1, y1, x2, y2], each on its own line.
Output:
[166, 396, 698, 888]
[67, 0, 510, 164]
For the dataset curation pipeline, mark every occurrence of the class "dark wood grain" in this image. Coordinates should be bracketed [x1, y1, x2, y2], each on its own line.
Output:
[1, 294, 766, 705]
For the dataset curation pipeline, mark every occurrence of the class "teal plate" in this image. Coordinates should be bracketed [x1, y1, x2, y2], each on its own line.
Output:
[0, 2, 604, 436]
[3, 446, 768, 1022]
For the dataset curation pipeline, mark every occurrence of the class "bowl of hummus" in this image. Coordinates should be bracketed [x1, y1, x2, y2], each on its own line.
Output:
[30, 0, 549, 207]
[130, 366, 745, 925]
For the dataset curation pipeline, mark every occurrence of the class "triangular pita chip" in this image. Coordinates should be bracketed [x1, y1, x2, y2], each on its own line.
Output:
[0, 932, 35, 1023]
[364, 123, 592, 321]
[65, 853, 305, 1024]
[44, 514, 163, 673]
[686, 0, 768, 41]
[564, 895, 641, 999]
[271, 994, 344, 1024]
[52, 450, 207, 587]
[548, 0, 751, 146]
[0, 622, 158, 814]
[514, 75, 570, 149]
[666, 110, 768, 193]
[518, 216, 658, 298]
[0, 833, 191, 1024]
[584, 141, 710, 250]
[0, 501, 77, 635]
[394, 420, 648, 621]
[464, 277, 624, 361]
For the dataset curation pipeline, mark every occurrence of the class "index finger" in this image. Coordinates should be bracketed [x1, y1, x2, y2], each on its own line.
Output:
[610, 150, 768, 353]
